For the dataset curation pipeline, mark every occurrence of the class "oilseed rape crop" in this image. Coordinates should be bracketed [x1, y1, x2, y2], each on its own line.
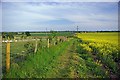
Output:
[76, 32, 120, 77]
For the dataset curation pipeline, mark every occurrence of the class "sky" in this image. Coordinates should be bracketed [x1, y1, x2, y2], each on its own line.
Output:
[1, 0, 119, 2]
[1, 1, 119, 32]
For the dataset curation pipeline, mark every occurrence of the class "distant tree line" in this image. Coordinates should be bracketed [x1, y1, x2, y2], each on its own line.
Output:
[2, 32, 31, 39]
[2, 32, 17, 39]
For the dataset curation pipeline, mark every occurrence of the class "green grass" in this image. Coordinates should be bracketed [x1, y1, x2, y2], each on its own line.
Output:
[2, 41, 36, 54]
[33, 38, 109, 78]
[3, 39, 72, 78]
[3, 38, 109, 78]
[31, 32, 73, 36]
[2, 32, 120, 78]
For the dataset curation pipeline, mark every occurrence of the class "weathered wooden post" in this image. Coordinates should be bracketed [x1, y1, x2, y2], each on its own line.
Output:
[6, 38, 10, 72]
[34, 38, 38, 53]
[47, 38, 49, 48]
[54, 41, 56, 45]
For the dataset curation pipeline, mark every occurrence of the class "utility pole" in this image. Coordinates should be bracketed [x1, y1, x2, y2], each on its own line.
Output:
[77, 26, 79, 32]
[46, 28, 47, 37]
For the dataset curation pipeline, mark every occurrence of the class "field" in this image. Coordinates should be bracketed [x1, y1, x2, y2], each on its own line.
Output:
[1, 32, 120, 78]
[31, 32, 73, 36]
[76, 32, 119, 44]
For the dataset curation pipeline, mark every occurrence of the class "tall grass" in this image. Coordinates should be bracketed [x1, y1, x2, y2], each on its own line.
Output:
[3, 39, 72, 78]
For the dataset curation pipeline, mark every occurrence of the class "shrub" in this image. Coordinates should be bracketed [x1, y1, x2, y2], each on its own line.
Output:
[24, 42, 34, 54]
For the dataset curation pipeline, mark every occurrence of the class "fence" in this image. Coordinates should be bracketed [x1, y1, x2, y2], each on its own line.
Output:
[2, 36, 68, 73]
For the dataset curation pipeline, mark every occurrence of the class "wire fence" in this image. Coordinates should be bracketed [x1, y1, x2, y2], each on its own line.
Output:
[2, 36, 68, 74]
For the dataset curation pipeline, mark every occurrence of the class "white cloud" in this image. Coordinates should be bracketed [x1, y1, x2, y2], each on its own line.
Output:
[2, 2, 118, 31]
[0, 3, 2, 32]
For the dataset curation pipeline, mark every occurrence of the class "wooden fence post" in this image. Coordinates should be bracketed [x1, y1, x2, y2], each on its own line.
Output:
[47, 38, 49, 48]
[34, 38, 38, 53]
[6, 40, 10, 72]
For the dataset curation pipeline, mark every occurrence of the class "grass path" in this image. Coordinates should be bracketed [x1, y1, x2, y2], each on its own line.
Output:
[45, 40, 110, 78]
[45, 41, 80, 78]
[44, 42, 73, 78]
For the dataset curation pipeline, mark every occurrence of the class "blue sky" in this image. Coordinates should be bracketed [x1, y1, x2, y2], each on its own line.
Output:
[2, 2, 118, 31]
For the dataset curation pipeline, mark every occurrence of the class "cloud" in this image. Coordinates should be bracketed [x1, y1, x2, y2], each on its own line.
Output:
[1, 0, 119, 2]
[2, 2, 118, 31]
[0, 3, 2, 32]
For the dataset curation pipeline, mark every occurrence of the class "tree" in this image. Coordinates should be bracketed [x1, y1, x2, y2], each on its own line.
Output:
[50, 30, 57, 38]
[2, 32, 14, 39]
[25, 31, 31, 36]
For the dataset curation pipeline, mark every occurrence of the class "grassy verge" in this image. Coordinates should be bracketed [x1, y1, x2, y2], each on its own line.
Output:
[3, 39, 72, 78]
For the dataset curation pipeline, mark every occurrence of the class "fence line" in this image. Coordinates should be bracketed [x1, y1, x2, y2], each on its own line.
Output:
[34, 38, 38, 53]
[4, 36, 68, 72]
[47, 39, 49, 48]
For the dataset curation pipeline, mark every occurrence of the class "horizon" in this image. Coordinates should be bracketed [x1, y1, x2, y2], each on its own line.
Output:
[1, 30, 119, 33]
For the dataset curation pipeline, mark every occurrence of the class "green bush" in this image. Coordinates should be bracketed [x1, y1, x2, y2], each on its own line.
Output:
[24, 42, 34, 54]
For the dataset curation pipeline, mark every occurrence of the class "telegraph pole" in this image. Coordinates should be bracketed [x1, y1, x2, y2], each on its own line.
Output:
[46, 28, 47, 37]
[77, 26, 79, 32]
